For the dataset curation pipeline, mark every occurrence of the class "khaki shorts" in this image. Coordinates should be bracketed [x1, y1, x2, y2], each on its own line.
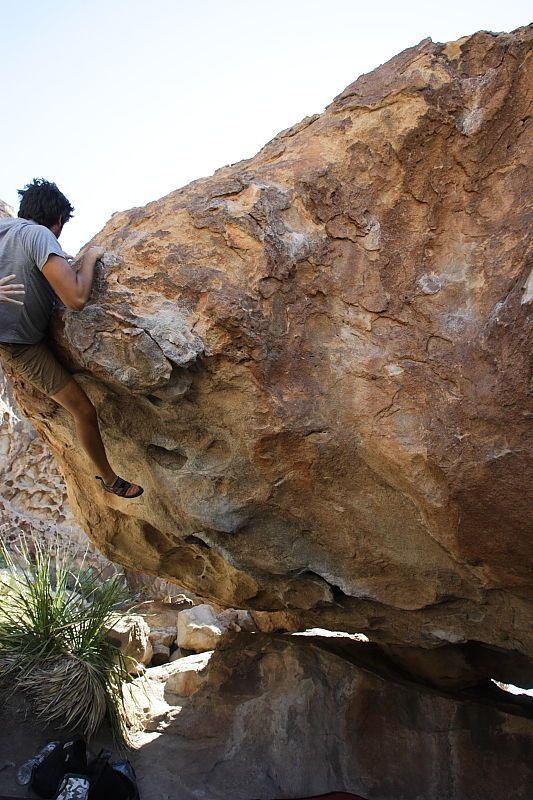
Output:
[0, 339, 72, 396]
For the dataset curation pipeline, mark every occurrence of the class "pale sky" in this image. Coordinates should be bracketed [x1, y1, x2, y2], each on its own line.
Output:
[1, 0, 531, 255]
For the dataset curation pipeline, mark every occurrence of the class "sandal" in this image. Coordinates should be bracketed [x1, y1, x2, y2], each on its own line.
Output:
[96, 475, 144, 498]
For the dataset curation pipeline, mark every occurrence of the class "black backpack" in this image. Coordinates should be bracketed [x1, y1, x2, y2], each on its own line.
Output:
[29, 739, 139, 800]
[31, 738, 87, 799]
[88, 749, 139, 800]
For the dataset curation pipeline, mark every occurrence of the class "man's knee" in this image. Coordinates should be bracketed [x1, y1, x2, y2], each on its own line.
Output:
[53, 378, 98, 423]
[75, 398, 98, 425]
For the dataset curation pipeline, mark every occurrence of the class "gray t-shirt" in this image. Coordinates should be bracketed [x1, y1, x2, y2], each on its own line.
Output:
[0, 217, 65, 344]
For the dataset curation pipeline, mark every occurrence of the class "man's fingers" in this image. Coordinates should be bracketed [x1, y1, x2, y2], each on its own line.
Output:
[0, 276, 25, 290]
[0, 275, 25, 305]
[0, 281, 25, 306]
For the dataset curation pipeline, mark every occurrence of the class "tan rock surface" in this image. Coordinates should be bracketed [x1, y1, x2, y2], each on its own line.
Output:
[106, 613, 153, 671]
[163, 651, 212, 697]
[151, 642, 171, 666]
[7, 29, 533, 678]
[136, 633, 533, 800]
[149, 627, 177, 648]
[177, 604, 225, 652]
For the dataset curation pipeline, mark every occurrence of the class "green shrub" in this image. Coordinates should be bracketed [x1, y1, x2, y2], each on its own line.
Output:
[0, 536, 135, 743]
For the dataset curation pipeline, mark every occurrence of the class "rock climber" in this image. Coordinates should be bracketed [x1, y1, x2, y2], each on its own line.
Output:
[0, 178, 143, 499]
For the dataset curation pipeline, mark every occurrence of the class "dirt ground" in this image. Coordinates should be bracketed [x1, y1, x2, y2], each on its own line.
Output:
[0, 691, 180, 800]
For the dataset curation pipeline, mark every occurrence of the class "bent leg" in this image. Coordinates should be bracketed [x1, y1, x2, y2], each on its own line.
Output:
[52, 378, 116, 483]
[52, 378, 142, 498]
[0, 340, 142, 498]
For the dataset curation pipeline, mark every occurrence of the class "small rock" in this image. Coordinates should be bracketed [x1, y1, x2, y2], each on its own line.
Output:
[177, 604, 224, 652]
[165, 651, 213, 696]
[106, 614, 153, 672]
[217, 608, 256, 632]
[149, 627, 176, 648]
[151, 643, 171, 666]
[169, 648, 186, 662]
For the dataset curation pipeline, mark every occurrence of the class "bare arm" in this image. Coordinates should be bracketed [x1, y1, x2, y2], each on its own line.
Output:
[0, 274, 25, 305]
[41, 246, 105, 311]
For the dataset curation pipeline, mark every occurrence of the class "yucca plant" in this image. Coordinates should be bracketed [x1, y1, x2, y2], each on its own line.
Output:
[0, 535, 136, 744]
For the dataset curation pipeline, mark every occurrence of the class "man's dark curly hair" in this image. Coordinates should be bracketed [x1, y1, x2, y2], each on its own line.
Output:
[17, 178, 74, 228]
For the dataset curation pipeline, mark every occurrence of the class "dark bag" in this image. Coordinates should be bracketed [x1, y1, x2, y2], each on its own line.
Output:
[28, 738, 138, 800]
[87, 749, 139, 800]
[31, 738, 88, 799]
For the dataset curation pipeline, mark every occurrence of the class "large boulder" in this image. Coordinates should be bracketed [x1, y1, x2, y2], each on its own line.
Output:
[129, 632, 533, 800]
[8, 28, 533, 683]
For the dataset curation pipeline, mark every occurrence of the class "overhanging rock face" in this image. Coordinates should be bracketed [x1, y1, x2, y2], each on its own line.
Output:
[9, 27, 533, 678]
